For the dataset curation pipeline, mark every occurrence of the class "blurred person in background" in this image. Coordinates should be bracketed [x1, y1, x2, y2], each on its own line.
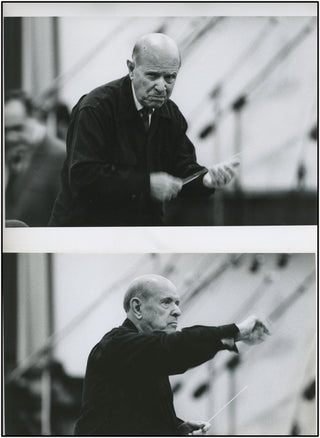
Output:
[49, 33, 238, 227]
[74, 274, 269, 435]
[5, 90, 66, 227]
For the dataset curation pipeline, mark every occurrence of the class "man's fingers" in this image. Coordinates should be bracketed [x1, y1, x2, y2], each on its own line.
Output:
[217, 167, 227, 185]
[237, 315, 271, 345]
[254, 319, 271, 336]
[150, 172, 183, 201]
[201, 422, 211, 432]
[171, 177, 183, 191]
[166, 177, 182, 199]
[224, 164, 236, 178]
[187, 420, 211, 432]
[217, 167, 232, 186]
[229, 159, 240, 168]
[208, 168, 219, 186]
[208, 160, 239, 187]
[246, 318, 271, 345]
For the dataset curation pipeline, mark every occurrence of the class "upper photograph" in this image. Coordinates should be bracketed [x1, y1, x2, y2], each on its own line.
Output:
[4, 4, 317, 227]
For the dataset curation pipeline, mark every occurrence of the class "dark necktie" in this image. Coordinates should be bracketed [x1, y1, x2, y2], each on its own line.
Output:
[139, 108, 152, 131]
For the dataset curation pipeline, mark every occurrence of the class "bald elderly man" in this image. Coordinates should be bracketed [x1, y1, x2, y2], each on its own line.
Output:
[49, 33, 238, 226]
[74, 275, 269, 435]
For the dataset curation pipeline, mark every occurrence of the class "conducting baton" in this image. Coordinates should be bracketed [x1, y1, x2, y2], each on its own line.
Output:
[208, 385, 248, 423]
[182, 169, 208, 186]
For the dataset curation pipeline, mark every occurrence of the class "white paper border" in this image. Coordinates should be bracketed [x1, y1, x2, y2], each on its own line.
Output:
[3, 2, 317, 17]
[2, 225, 317, 253]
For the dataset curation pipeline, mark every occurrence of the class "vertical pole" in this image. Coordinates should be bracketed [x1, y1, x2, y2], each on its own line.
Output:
[206, 360, 215, 434]
[46, 17, 60, 137]
[228, 369, 236, 434]
[212, 87, 225, 225]
[213, 88, 221, 163]
[52, 17, 60, 80]
[41, 253, 54, 435]
[3, 254, 18, 434]
[233, 112, 242, 190]
[4, 18, 22, 91]
[47, 254, 54, 338]
[227, 355, 241, 435]
[232, 95, 247, 191]
[41, 361, 52, 435]
[231, 96, 246, 224]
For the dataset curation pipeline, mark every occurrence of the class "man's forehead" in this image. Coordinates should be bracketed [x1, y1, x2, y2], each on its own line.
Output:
[161, 291, 180, 301]
[142, 63, 180, 73]
[5, 100, 27, 122]
[138, 50, 180, 69]
[152, 284, 180, 301]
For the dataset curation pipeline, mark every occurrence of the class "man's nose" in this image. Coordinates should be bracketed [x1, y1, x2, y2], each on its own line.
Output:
[154, 76, 166, 93]
[172, 304, 181, 317]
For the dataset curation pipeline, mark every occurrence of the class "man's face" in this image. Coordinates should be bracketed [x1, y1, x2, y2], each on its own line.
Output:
[140, 281, 181, 333]
[5, 99, 29, 148]
[4, 99, 34, 176]
[129, 50, 180, 109]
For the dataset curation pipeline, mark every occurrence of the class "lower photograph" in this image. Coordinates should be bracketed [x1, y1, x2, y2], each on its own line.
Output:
[3, 253, 317, 436]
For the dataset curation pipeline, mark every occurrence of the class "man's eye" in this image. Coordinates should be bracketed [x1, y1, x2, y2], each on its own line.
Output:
[6, 125, 23, 133]
[165, 75, 176, 84]
[146, 73, 157, 79]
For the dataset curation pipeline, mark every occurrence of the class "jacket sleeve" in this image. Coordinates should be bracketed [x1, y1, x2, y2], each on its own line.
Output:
[67, 105, 149, 202]
[171, 111, 215, 197]
[97, 324, 239, 376]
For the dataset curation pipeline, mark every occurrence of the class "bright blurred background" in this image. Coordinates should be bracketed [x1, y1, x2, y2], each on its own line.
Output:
[3, 252, 317, 435]
[3, 4, 318, 226]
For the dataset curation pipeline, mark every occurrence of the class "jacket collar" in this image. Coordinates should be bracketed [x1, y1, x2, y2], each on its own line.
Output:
[119, 75, 172, 121]
[122, 317, 139, 332]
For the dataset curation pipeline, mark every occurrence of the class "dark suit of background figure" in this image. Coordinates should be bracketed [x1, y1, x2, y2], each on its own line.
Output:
[49, 75, 214, 227]
[74, 318, 239, 436]
[6, 134, 65, 227]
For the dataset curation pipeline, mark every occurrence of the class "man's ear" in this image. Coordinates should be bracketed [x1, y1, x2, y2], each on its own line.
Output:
[130, 297, 142, 319]
[127, 60, 135, 79]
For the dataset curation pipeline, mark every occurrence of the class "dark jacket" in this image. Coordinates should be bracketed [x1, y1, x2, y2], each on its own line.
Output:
[74, 318, 239, 435]
[6, 133, 65, 227]
[49, 75, 213, 226]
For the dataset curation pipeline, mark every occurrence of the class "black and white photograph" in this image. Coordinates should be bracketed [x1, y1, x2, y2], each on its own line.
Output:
[3, 3, 317, 227]
[3, 253, 317, 435]
[2, 2, 318, 437]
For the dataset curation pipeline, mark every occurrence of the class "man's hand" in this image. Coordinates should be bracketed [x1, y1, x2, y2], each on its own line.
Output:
[184, 420, 211, 435]
[236, 315, 271, 345]
[203, 159, 240, 188]
[150, 172, 183, 201]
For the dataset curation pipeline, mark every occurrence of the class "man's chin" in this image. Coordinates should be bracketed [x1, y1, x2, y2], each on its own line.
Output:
[145, 97, 167, 108]
[165, 324, 178, 333]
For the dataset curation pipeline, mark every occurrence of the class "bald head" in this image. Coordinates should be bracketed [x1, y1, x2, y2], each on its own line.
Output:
[123, 274, 176, 311]
[124, 274, 181, 333]
[127, 33, 181, 109]
[132, 33, 181, 67]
